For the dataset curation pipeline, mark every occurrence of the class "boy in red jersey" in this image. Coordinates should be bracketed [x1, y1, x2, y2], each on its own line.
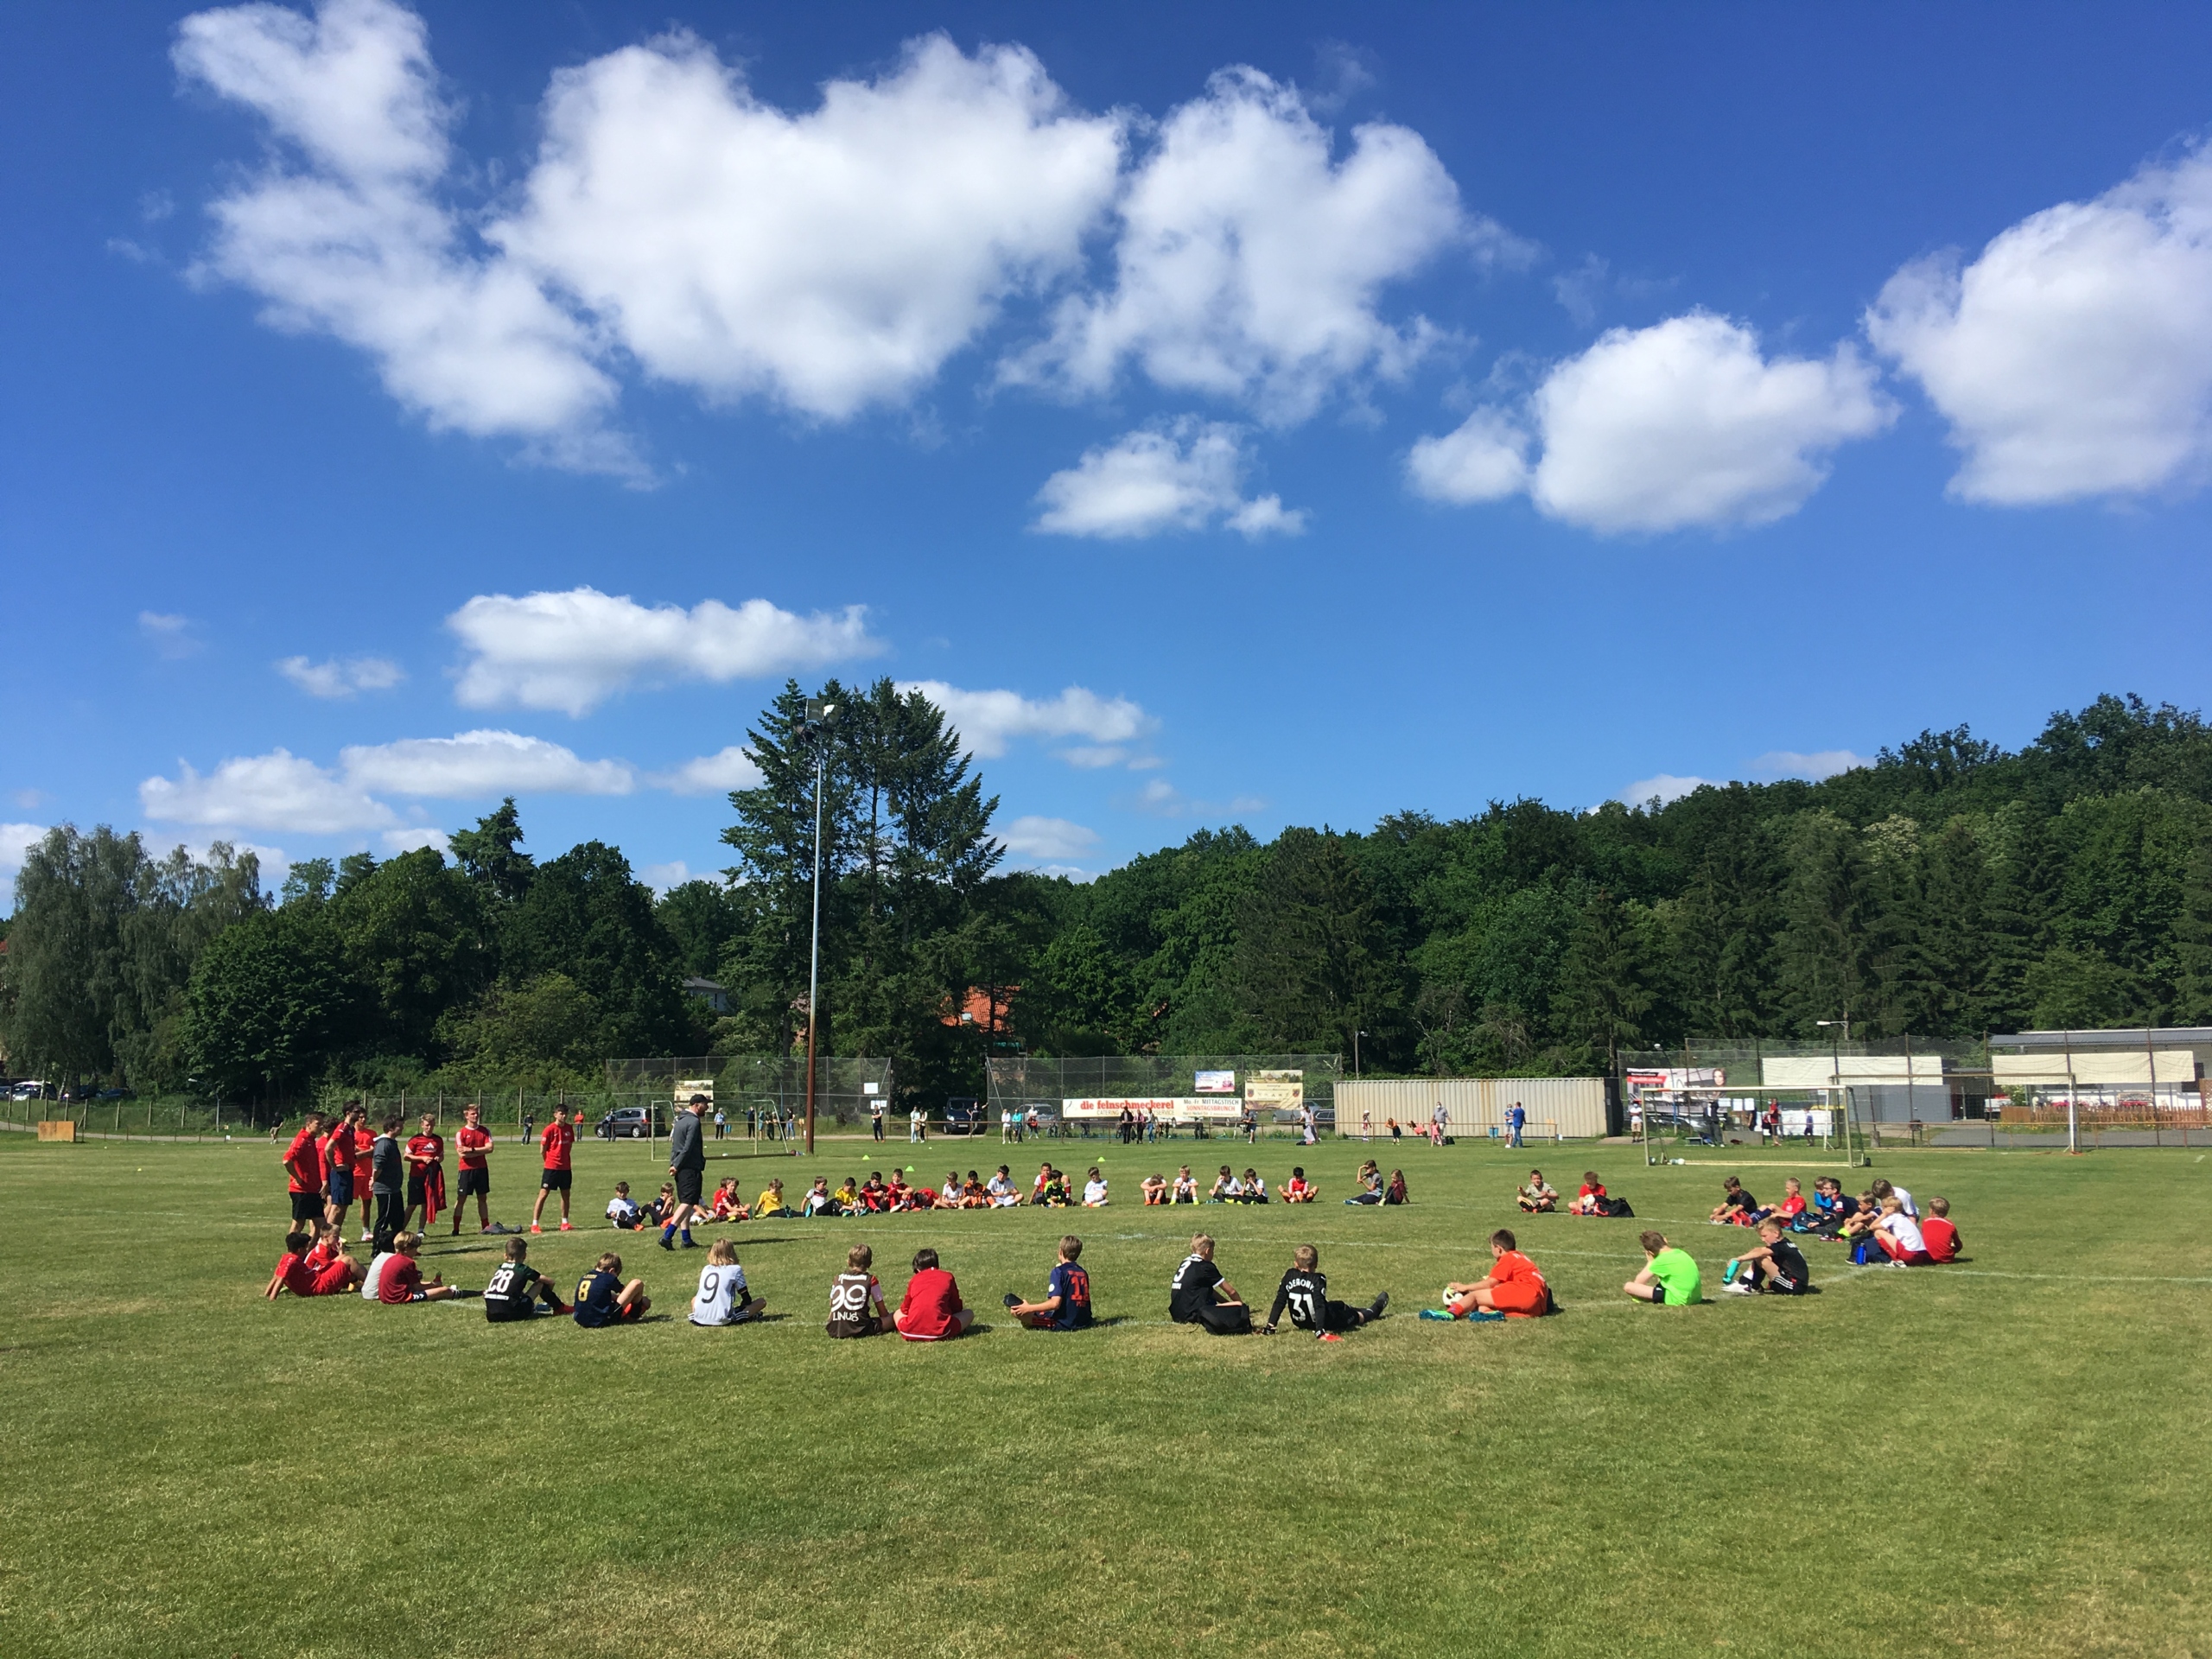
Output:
[403, 1113, 446, 1234]
[1919, 1196, 1961, 1262]
[530, 1106, 577, 1233]
[451, 1103, 494, 1235]
[894, 1247, 974, 1340]
[281, 1110, 327, 1230]
[1433, 1229, 1554, 1319]
[264, 1230, 359, 1298]
[321, 1108, 357, 1232]
[377, 1232, 461, 1303]
[351, 1107, 377, 1241]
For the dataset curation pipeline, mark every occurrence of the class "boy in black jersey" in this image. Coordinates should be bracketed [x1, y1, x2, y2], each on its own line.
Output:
[1263, 1244, 1388, 1340]
[1168, 1234, 1251, 1334]
[1724, 1218, 1813, 1295]
[482, 1236, 569, 1320]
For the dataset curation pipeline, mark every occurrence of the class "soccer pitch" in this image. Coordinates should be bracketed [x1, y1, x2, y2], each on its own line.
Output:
[3, 1134, 2208, 1658]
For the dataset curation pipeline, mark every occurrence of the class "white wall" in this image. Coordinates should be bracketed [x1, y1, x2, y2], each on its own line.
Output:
[1335, 1077, 1608, 1139]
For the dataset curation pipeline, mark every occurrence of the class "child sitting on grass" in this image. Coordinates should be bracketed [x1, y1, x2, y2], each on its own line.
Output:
[264, 1230, 358, 1298]
[827, 1243, 893, 1338]
[377, 1232, 462, 1304]
[1624, 1230, 1701, 1305]
[1872, 1197, 1932, 1265]
[1171, 1166, 1200, 1204]
[1920, 1196, 1961, 1262]
[1141, 1173, 1169, 1205]
[483, 1236, 568, 1320]
[1345, 1161, 1383, 1205]
[607, 1182, 643, 1230]
[574, 1252, 650, 1325]
[894, 1248, 974, 1341]
[1516, 1169, 1558, 1213]
[1723, 1218, 1812, 1295]
[1006, 1235, 1094, 1330]
[857, 1173, 890, 1213]
[803, 1178, 842, 1217]
[1281, 1167, 1317, 1203]
[1568, 1172, 1609, 1216]
[689, 1236, 766, 1326]
[1428, 1228, 1553, 1319]
[962, 1171, 991, 1209]
[883, 1171, 913, 1211]
[1083, 1167, 1109, 1206]
[1035, 1166, 1072, 1207]
[755, 1179, 798, 1219]
[833, 1176, 861, 1212]
[1708, 1176, 1763, 1225]
[1240, 1168, 1269, 1204]
[1263, 1243, 1387, 1341]
[1208, 1165, 1237, 1202]
[988, 1166, 1021, 1207]
[1772, 1176, 1807, 1223]
[1383, 1170, 1409, 1205]
[1800, 1177, 1856, 1236]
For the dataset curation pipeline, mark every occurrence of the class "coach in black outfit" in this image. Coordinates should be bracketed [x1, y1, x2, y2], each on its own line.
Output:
[662, 1094, 710, 1249]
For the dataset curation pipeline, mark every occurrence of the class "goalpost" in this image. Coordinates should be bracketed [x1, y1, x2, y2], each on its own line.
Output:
[1638, 1082, 1871, 1169]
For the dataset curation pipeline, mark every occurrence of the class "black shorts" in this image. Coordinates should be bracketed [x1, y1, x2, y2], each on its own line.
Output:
[325, 1167, 353, 1205]
[406, 1173, 429, 1208]
[290, 1190, 323, 1221]
[1767, 1273, 1808, 1295]
[674, 1167, 703, 1206]
[485, 1298, 538, 1323]
[541, 1168, 572, 1191]
[457, 1167, 489, 1198]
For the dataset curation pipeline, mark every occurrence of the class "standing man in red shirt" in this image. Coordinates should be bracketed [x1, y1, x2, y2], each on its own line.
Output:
[451, 1102, 494, 1236]
[350, 1105, 377, 1242]
[893, 1247, 974, 1340]
[282, 1109, 327, 1229]
[530, 1106, 577, 1234]
[403, 1113, 447, 1234]
[321, 1108, 357, 1233]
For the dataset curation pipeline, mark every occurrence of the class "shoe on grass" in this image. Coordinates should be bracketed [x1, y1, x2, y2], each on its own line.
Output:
[1368, 1291, 1389, 1317]
[558, 1221, 573, 1230]
[1723, 1281, 1756, 1295]
[1003, 1293, 1022, 1309]
[1317, 1331, 1345, 1343]
[1418, 1308, 1454, 1321]
[530, 1224, 542, 1234]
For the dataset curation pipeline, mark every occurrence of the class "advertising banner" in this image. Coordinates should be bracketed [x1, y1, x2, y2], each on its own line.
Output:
[1624, 1068, 1724, 1092]
[1062, 1096, 1245, 1122]
[1244, 1069, 1304, 1108]
[1194, 1070, 1238, 1094]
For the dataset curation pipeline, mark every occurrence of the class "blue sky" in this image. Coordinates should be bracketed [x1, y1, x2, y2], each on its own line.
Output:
[9, 1, 2212, 893]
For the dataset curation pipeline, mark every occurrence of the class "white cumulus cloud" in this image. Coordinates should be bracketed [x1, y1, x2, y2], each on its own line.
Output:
[382, 827, 449, 854]
[1015, 67, 1499, 423]
[1618, 773, 1713, 810]
[448, 587, 880, 716]
[656, 747, 765, 796]
[494, 32, 1122, 421]
[1867, 144, 2212, 505]
[141, 748, 400, 834]
[1033, 421, 1306, 539]
[1754, 748, 1870, 781]
[174, 0, 631, 474]
[340, 730, 635, 796]
[139, 611, 201, 658]
[1408, 313, 1893, 533]
[2, 823, 49, 893]
[277, 654, 404, 697]
[901, 681, 1154, 760]
[1000, 815, 1101, 861]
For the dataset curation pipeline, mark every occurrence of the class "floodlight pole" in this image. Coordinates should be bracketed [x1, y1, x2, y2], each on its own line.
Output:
[802, 701, 836, 1158]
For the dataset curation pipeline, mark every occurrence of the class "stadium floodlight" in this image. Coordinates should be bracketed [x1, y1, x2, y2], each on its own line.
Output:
[796, 698, 840, 1155]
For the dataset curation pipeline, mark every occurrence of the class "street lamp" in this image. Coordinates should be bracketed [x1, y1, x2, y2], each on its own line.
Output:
[798, 697, 839, 1156]
[1354, 1030, 1367, 1078]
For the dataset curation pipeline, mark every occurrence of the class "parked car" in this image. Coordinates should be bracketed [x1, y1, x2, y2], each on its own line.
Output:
[10, 1080, 48, 1102]
[942, 1097, 985, 1135]
[95, 1088, 132, 1102]
[595, 1105, 667, 1140]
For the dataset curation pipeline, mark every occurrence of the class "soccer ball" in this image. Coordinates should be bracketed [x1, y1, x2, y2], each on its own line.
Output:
[1441, 1286, 1459, 1307]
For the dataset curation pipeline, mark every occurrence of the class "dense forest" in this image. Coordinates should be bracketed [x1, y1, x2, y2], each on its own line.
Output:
[6, 689, 2212, 1112]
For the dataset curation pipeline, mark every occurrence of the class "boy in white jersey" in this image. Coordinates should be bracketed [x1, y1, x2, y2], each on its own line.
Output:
[689, 1237, 766, 1326]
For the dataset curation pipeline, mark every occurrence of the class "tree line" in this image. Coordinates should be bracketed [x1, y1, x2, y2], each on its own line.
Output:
[6, 690, 2212, 1111]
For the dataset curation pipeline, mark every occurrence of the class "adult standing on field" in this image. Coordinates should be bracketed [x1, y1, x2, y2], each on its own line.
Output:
[872, 1099, 885, 1141]
[1507, 1102, 1525, 1148]
[368, 1114, 405, 1252]
[661, 1094, 710, 1251]
[530, 1106, 576, 1233]
[282, 1109, 326, 1229]
[452, 1102, 494, 1235]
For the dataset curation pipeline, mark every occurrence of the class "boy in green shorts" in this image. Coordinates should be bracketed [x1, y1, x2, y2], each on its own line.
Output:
[1624, 1230, 1701, 1305]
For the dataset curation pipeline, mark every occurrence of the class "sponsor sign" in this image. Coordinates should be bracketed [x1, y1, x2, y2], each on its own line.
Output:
[1062, 1096, 1245, 1122]
[674, 1077, 715, 1105]
[1624, 1067, 1724, 1092]
[1194, 1070, 1238, 1094]
[1244, 1069, 1304, 1108]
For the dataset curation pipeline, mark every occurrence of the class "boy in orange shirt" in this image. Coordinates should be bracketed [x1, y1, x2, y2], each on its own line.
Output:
[1429, 1229, 1553, 1319]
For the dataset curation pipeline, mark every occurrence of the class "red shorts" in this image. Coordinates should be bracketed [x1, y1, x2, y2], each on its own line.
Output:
[310, 1262, 356, 1296]
[1876, 1234, 1932, 1265]
[1490, 1279, 1549, 1317]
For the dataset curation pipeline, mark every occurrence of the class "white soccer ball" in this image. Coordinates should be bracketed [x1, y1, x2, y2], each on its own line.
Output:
[1441, 1286, 1459, 1307]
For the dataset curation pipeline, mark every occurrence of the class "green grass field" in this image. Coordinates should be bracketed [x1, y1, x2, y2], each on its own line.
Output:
[3, 1130, 2209, 1658]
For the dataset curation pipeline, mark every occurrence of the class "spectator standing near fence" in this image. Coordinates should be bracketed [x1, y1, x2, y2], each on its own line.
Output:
[713, 1106, 727, 1141]
[660, 1095, 709, 1251]
[872, 1100, 885, 1141]
[1507, 1102, 1525, 1147]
